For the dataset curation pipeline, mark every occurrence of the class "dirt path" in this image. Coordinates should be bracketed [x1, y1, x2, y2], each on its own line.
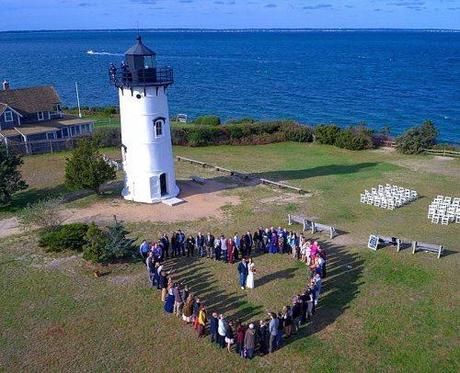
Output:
[391, 156, 460, 179]
[0, 179, 241, 239]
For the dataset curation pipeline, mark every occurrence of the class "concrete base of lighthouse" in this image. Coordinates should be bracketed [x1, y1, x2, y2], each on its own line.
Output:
[121, 171, 180, 204]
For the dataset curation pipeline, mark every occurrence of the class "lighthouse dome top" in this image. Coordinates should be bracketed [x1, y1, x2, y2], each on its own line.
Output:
[124, 35, 156, 57]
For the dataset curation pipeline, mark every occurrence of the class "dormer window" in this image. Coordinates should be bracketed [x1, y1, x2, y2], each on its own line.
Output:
[4, 110, 13, 122]
[154, 118, 164, 137]
[37, 111, 45, 121]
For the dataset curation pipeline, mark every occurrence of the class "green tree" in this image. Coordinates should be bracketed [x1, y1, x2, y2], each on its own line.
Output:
[0, 144, 28, 205]
[395, 120, 438, 154]
[82, 222, 108, 263]
[65, 138, 116, 194]
[104, 216, 137, 261]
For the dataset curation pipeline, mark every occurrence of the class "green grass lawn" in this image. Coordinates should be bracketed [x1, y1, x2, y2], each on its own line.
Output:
[1, 142, 459, 372]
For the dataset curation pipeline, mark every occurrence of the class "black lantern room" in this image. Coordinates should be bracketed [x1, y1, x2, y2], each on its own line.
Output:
[109, 36, 173, 89]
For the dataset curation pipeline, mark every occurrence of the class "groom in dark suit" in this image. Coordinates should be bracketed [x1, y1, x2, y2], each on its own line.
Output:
[237, 258, 249, 290]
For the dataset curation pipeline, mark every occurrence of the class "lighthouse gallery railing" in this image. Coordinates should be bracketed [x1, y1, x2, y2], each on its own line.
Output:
[109, 66, 174, 88]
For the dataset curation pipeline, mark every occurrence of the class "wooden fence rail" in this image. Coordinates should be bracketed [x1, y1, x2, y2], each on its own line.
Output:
[423, 148, 460, 158]
[177, 155, 304, 192]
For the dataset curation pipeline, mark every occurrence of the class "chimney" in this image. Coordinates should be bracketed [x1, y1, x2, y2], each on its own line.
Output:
[2, 80, 10, 90]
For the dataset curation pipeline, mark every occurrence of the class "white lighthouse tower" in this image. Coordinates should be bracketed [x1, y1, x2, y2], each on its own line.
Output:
[109, 36, 179, 204]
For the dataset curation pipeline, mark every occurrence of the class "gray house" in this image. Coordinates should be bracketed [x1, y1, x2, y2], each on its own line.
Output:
[0, 81, 94, 153]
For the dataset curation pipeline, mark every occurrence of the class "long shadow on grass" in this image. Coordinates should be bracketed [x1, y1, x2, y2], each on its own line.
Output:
[177, 162, 379, 197]
[282, 241, 364, 349]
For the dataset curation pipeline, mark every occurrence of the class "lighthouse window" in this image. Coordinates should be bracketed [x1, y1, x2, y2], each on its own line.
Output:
[154, 119, 163, 137]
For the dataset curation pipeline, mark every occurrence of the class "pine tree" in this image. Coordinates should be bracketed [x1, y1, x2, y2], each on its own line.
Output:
[82, 222, 108, 263]
[0, 144, 28, 205]
[65, 138, 116, 194]
[104, 216, 136, 260]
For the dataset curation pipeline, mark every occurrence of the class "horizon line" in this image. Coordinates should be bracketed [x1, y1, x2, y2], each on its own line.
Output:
[1, 27, 459, 33]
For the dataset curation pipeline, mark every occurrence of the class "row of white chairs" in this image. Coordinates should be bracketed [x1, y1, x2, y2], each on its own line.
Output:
[360, 184, 418, 210]
[428, 195, 460, 225]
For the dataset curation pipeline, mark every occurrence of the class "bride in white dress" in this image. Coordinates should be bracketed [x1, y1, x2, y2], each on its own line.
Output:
[246, 258, 255, 289]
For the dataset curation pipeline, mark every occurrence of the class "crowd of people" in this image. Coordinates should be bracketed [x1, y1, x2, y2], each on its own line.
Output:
[140, 226, 327, 358]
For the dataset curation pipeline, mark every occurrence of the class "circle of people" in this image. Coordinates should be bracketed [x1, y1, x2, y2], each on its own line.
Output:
[139, 227, 327, 358]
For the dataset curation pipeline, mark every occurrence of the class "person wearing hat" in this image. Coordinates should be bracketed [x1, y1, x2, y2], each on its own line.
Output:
[244, 323, 256, 359]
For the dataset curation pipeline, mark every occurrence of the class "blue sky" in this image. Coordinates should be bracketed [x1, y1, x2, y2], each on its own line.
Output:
[1, 0, 459, 31]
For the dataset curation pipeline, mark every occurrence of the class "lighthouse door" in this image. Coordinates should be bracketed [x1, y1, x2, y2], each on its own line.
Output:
[160, 173, 167, 196]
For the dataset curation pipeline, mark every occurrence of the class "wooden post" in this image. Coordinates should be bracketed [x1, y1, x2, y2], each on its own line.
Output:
[438, 246, 443, 259]
[303, 219, 307, 231]
[396, 239, 401, 252]
[288, 214, 292, 226]
[311, 222, 316, 234]
[329, 227, 335, 240]
[412, 241, 417, 254]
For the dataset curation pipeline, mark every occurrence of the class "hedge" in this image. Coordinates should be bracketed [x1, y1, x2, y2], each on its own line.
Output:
[193, 115, 221, 126]
[39, 223, 89, 252]
[90, 119, 394, 151]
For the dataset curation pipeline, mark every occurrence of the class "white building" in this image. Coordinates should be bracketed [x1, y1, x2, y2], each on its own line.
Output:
[109, 36, 179, 203]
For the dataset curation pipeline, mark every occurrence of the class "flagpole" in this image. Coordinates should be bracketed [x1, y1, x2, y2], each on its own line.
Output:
[75, 82, 82, 118]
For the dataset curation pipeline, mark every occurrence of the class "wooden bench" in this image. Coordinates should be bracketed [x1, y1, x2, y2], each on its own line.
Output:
[288, 214, 338, 239]
[260, 179, 305, 194]
[312, 222, 337, 239]
[191, 176, 205, 184]
[412, 241, 444, 259]
[288, 214, 311, 231]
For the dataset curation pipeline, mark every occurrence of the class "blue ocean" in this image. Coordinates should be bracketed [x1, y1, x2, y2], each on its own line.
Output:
[0, 30, 459, 142]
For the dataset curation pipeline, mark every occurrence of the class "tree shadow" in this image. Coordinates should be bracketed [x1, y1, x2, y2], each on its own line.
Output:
[2, 185, 67, 214]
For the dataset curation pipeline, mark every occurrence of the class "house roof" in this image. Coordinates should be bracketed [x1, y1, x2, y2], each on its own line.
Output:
[125, 35, 156, 56]
[0, 103, 7, 116]
[0, 86, 60, 115]
[0, 116, 94, 138]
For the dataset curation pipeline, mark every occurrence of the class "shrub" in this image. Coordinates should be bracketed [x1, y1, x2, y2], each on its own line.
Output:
[226, 117, 256, 125]
[171, 126, 188, 145]
[39, 223, 89, 252]
[225, 124, 252, 140]
[104, 217, 137, 261]
[93, 127, 121, 147]
[335, 125, 374, 150]
[65, 138, 117, 194]
[82, 222, 108, 263]
[186, 126, 223, 146]
[395, 120, 438, 154]
[314, 124, 342, 145]
[82, 218, 137, 264]
[194, 115, 221, 126]
[18, 197, 65, 231]
[236, 131, 287, 145]
[282, 124, 314, 143]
